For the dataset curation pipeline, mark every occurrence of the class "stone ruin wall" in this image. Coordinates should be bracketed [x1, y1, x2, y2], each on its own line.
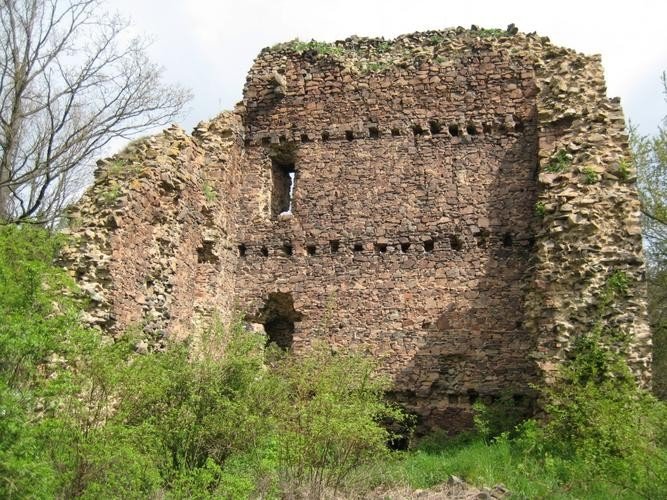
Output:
[63, 28, 651, 430]
[63, 116, 245, 347]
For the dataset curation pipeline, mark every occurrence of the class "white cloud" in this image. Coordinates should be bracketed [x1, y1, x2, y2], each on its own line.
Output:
[107, 0, 667, 133]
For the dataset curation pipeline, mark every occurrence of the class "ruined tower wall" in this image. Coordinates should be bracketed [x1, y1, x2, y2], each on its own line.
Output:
[528, 47, 651, 384]
[63, 29, 651, 431]
[236, 36, 542, 426]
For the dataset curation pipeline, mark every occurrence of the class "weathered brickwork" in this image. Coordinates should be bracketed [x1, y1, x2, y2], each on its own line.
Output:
[63, 28, 650, 430]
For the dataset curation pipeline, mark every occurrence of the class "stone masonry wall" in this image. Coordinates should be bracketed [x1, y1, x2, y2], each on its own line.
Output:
[62, 113, 244, 347]
[63, 27, 650, 430]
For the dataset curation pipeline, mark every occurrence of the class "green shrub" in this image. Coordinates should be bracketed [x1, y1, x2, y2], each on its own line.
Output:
[533, 271, 667, 497]
[582, 166, 600, 184]
[544, 149, 571, 173]
[478, 28, 505, 38]
[473, 392, 530, 442]
[202, 181, 217, 202]
[269, 343, 407, 496]
[0, 225, 87, 498]
[0, 226, 405, 498]
[275, 39, 345, 57]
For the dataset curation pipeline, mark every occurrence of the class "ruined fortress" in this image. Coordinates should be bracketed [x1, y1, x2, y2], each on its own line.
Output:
[63, 27, 651, 430]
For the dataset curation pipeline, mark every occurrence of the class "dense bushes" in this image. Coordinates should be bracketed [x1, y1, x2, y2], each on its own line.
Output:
[2, 224, 667, 498]
[0, 225, 406, 498]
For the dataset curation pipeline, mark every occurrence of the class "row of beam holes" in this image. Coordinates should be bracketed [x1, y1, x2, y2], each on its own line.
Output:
[475, 232, 514, 249]
[261, 119, 524, 145]
[237, 236, 464, 258]
[238, 234, 521, 258]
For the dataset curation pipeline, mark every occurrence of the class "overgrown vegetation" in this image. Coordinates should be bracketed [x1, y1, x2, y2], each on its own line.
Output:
[202, 181, 217, 202]
[2, 225, 666, 498]
[0, 225, 405, 498]
[477, 28, 505, 38]
[582, 166, 600, 184]
[633, 71, 667, 399]
[544, 149, 572, 173]
[272, 39, 345, 57]
[359, 271, 667, 498]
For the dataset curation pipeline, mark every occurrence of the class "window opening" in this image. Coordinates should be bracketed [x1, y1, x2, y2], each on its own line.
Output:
[271, 159, 296, 217]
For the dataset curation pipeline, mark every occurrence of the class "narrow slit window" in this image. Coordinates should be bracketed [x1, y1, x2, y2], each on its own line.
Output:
[353, 242, 363, 252]
[271, 160, 296, 218]
[330, 240, 340, 253]
[423, 239, 434, 252]
[306, 244, 317, 256]
[400, 242, 411, 253]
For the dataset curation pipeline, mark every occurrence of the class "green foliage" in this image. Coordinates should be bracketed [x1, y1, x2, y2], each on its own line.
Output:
[582, 166, 600, 184]
[363, 61, 391, 73]
[0, 227, 405, 498]
[106, 158, 142, 179]
[535, 201, 546, 217]
[533, 270, 667, 497]
[275, 39, 345, 57]
[375, 41, 392, 53]
[632, 72, 667, 399]
[0, 224, 105, 498]
[269, 343, 405, 496]
[428, 34, 444, 45]
[617, 157, 632, 181]
[360, 268, 665, 498]
[107, 159, 128, 176]
[2, 227, 665, 499]
[477, 28, 505, 38]
[544, 149, 572, 173]
[472, 393, 530, 442]
[202, 181, 217, 202]
[101, 182, 122, 205]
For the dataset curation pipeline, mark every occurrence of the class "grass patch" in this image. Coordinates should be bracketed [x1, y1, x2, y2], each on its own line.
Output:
[478, 28, 505, 38]
[352, 429, 664, 499]
[582, 166, 600, 184]
[272, 39, 345, 57]
[544, 149, 572, 173]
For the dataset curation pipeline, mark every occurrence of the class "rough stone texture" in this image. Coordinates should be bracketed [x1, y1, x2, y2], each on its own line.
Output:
[62, 115, 244, 346]
[62, 27, 650, 430]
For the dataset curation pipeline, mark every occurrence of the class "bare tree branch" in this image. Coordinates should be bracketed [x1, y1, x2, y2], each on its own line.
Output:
[0, 0, 191, 223]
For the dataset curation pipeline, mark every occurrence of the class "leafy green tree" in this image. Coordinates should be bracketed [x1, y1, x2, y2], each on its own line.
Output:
[633, 72, 667, 398]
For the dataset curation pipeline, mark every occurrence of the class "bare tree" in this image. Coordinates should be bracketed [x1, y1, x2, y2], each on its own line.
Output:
[0, 0, 191, 223]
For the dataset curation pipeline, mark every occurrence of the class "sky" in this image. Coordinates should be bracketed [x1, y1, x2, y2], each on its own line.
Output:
[108, 0, 667, 136]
